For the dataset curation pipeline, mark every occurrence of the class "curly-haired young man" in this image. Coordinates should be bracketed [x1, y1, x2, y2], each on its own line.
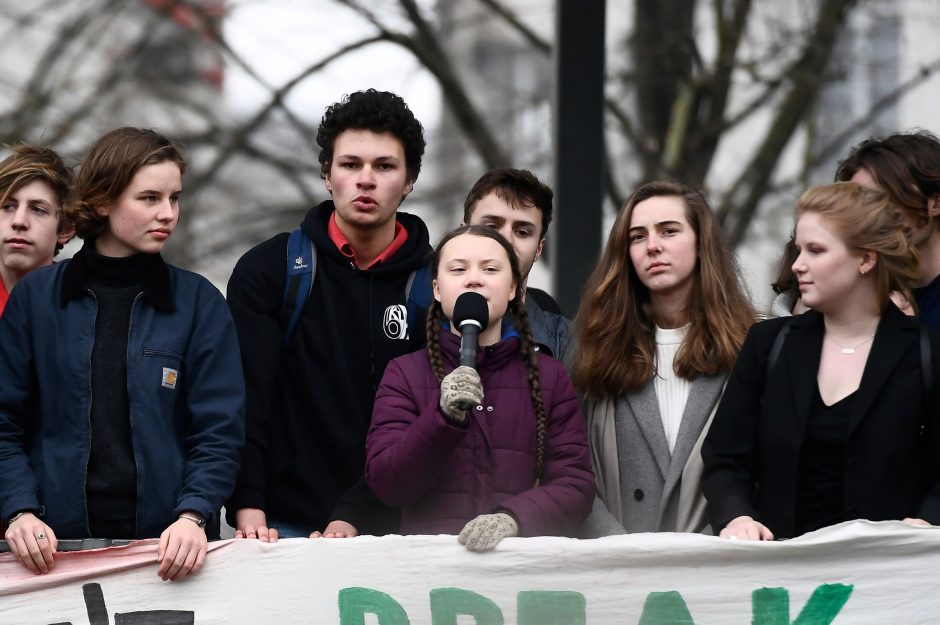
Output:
[226, 90, 430, 541]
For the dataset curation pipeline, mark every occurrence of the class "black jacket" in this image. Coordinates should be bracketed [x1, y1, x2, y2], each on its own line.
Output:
[702, 305, 940, 538]
[225, 201, 431, 533]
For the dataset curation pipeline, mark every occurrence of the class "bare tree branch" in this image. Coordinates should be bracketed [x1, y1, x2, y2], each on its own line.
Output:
[4, 0, 127, 138]
[474, 0, 551, 53]
[676, 0, 752, 183]
[186, 34, 387, 193]
[395, 0, 508, 167]
[717, 0, 859, 246]
[760, 54, 940, 201]
[806, 55, 940, 171]
[605, 94, 649, 161]
[719, 76, 785, 131]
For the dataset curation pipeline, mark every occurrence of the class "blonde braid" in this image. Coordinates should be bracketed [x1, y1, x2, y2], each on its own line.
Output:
[512, 299, 546, 479]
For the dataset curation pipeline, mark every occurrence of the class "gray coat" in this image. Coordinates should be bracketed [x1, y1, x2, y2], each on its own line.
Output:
[581, 372, 727, 536]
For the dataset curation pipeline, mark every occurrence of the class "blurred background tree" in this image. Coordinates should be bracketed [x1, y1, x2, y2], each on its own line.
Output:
[0, 0, 936, 306]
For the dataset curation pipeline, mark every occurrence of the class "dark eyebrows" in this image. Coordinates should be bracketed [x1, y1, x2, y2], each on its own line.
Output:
[136, 188, 183, 195]
[6, 194, 55, 209]
[476, 213, 537, 231]
[336, 154, 402, 163]
[630, 219, 682, 232]
[446, 257, 505, 265]
[476, 213, 507, 225]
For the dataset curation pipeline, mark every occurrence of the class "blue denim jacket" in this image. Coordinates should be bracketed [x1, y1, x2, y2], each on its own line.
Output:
[0, 252, 244, 539]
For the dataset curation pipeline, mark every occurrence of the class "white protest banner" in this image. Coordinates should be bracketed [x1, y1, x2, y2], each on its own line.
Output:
[1, 520, 937, 624]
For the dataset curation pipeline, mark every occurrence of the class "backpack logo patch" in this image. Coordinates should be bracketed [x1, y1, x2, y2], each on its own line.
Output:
[383, 305, 409, 340]
[162, 367, 178, 390]
[293, 256, 307, 270]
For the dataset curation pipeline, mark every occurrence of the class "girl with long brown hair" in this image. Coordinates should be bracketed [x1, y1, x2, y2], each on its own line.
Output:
[571, 180, 754, 535]
[365, 226, 594, 551]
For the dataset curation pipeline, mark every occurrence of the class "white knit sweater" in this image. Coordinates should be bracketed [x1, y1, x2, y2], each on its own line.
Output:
[653, 325, 691, 453]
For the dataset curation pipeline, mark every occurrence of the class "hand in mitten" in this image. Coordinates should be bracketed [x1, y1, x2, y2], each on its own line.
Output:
[457, 513, 518, 552]
[439, 365, 483, 424]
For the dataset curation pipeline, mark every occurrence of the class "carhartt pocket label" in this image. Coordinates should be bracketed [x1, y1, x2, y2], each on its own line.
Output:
[162, 367, 178, 390]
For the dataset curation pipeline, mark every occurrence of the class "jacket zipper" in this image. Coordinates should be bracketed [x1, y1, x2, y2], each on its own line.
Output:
[83, 289, 98, 537]
[128, 292, 143, 537]
[83, 291, 145, 537]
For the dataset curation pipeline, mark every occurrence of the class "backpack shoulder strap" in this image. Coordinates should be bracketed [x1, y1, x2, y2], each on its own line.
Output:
[405, 263, 432, 314]
[403, 264, 433, 341]
[766, 318, 794, 380]
[281, 228, 316, 346]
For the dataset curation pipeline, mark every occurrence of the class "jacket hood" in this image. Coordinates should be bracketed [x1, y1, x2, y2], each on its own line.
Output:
[300, 200, 430, 274]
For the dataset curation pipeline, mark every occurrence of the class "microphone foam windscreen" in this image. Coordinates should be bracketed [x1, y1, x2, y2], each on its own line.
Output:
[452, 291, 490, 331]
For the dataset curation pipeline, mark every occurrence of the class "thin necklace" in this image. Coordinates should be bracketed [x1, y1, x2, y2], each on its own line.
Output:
[827, 333, 875, 355]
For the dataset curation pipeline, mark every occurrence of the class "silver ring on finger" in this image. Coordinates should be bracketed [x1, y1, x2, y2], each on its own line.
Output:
[36, 532, 46, 540]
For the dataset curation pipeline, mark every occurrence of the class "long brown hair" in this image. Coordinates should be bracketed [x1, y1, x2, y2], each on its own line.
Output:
[571, 180, 755, 399]
[425, 225, 547, 478]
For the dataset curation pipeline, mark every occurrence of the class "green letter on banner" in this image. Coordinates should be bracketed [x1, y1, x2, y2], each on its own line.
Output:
[517, 591, 586, 625]
[339, 587, 410, 625]
[752, 584, 853, 625]
[430, 588, 504, 625]
[636, 591, 695, 625]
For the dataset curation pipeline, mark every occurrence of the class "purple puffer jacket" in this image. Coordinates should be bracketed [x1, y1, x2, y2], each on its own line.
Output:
[365, 331, 594, 536]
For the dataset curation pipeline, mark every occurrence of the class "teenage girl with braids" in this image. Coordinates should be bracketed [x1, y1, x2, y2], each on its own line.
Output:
[571, 180, 755, 536]
[365, 225, 594, 551]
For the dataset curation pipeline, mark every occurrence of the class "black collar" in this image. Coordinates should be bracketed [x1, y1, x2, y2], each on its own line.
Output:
[60, 242, 175, 312]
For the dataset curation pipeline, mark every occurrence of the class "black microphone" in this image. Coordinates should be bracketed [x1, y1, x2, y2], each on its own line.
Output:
[452, 291, 489, 369]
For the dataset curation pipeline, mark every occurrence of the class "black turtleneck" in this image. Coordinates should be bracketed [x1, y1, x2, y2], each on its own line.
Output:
[84, 245, 161, 539]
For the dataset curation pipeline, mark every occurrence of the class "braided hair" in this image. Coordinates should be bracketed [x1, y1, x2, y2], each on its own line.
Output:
[426, 225, 548, 479]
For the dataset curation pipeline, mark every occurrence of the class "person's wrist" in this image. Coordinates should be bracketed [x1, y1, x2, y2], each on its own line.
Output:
[7, 510, 36, 526]
[178, 512, 207, 528]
